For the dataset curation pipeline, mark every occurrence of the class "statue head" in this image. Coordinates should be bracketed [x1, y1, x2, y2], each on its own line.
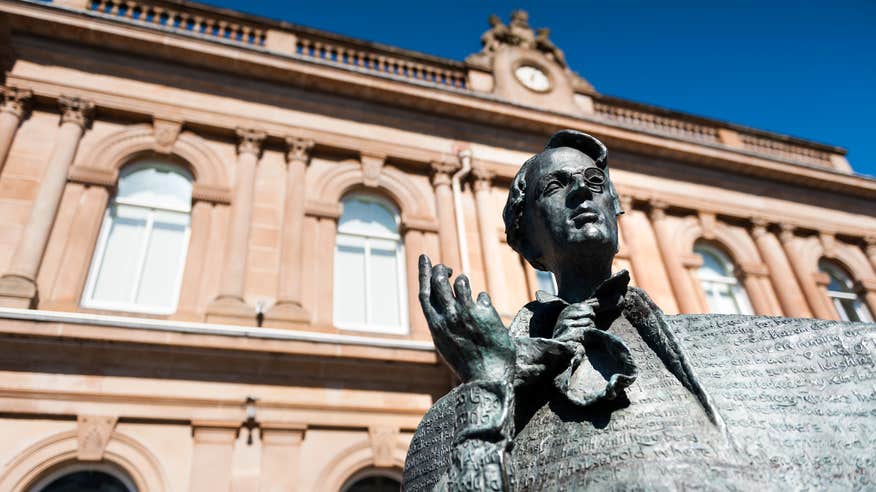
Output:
[503, 130, 622, 276]
[510, 10, 530, 28]
[488, 14, 502, 27]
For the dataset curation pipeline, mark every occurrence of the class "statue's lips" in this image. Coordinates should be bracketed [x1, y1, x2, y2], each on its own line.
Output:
[570, 209, 599, 225]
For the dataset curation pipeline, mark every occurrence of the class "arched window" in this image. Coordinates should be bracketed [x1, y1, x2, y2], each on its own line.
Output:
[819, 260, 873, 322]
[82, 160, 193, 314]
[693, 243, 753, 315]
[340, 469, 402, 492]
[333, 194, 408, 334]
[28, 463, 137, 492]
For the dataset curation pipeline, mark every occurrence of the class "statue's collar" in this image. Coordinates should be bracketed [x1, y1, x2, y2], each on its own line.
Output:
[534, 269, 630, 313]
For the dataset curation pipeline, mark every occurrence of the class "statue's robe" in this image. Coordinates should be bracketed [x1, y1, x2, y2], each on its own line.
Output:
[403, 278, 876, 491]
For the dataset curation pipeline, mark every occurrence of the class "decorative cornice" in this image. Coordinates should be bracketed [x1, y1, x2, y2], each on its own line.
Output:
[285, 136, 314, 164]
[58, 95, 94, 129]
[0, 86, 32, 119]
[235, 127, 266, 157]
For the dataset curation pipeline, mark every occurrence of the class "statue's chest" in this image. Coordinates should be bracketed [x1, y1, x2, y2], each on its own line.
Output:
[510, 320, 753, 491]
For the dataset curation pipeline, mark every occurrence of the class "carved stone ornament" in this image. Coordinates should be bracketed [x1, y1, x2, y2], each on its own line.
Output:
[368, 425, 400, 468]
[153, 118, 182, 153]
[235, 127, 266, 156]
[77, 415, 118, 461]
[471, 163, 494, 191]
[0, 86, 32, 119]
[360, 152, 385, 187]
[473, 10, 567, 68]
[58, 96, 95, 129]
[404, 129, 876, 491]
[285, 136, 314, 164]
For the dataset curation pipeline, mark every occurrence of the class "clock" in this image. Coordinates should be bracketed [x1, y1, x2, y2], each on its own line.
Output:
[514, 64, 551, 92]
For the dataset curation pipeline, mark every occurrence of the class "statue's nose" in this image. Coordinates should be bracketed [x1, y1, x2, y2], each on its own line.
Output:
[567, 172, 591, 203]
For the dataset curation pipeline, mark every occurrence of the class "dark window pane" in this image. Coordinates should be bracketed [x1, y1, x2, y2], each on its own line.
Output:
[345, 475, 401, 492]
[40, 470, 131, 492]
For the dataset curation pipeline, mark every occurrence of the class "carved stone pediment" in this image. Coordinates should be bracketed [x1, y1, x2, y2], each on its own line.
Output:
[466, 11, 595, 115]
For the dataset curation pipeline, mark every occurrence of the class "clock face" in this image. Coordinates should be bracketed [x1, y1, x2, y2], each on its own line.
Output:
[514, 64, 551, 92]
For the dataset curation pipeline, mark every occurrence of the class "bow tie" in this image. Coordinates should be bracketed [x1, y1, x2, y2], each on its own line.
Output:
[514, 270, 639, 408]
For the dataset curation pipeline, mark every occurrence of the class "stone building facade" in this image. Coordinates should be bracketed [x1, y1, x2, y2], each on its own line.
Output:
[0, 1, 874, 490]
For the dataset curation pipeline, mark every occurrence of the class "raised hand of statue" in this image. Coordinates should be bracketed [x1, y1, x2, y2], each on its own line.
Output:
[553, 302, 597, 342]
[418, 255, 516, 383]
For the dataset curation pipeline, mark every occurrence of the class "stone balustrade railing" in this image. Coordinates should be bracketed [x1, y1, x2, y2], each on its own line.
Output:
[62, 0, 842, 169]
[293, 35, 468, 89]
[88, 0, 266, 46]
[738, 133, 834, 167]
[593, 100, 720, 144]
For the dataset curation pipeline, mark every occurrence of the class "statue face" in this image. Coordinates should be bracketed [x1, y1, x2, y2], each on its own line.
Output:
[522, 147, 618, 271]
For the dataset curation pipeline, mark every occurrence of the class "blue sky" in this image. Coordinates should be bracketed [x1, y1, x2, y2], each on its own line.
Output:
[207, 1, 876, 177]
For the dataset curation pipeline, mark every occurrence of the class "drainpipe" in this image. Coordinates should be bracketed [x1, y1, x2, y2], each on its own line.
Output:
[452, 149, 472, 275]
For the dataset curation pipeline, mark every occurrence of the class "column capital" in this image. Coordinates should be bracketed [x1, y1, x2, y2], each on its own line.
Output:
[750, 217, 771, 239]
[236, 127, 267, 156]
[647, 199, 668, 221]
[1, 86, 32, 119]
[618, 195, 634, 213]
[58, 96, 94, 129]
[430, 159, 460, 187]
[865, 237, 876, 256]
[284, 136, 314, 164]
[778, 223, 797, 243]
[471, 163, 494, 191]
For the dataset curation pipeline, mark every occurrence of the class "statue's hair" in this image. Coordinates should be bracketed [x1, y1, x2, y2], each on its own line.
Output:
[502, 130, 622, 269]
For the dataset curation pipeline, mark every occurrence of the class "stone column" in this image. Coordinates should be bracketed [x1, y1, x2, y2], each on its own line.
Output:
[865, 238, 876, 272]
[0, 86, 31, 173]
[750, 219, 812, 317]
[267, 137, 313, 324]
[472, 164, 506, 308]
[207, 128, 265, 322]
[430, 159, 461, 273]
[855, 280, 876, 319]
[738, 263, 775, 315]
[259, 423, 306, 492]
[648, 201, 701, 313]
[189, 421, 239, 492]
[0, 96, 93, 308]
[778, 225, 835, 319]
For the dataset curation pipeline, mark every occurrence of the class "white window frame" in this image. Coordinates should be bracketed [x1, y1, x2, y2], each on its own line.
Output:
[81, 163, 192, 315]
[821, 262, 873, 322]
[694, 244, 753, 315]
[333, 194, 409, 335]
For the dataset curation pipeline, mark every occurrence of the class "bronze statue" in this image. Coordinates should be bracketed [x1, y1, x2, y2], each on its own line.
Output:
[403, 130, 876, 491]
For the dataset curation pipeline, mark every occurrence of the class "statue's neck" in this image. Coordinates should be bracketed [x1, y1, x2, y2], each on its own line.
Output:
[554, 260, 612, 304]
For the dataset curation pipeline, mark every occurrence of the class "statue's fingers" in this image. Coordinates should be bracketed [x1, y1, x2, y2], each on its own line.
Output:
[430, 264, 456, 315]
[453, 275, 474, 306]
[476, 291, 493, 308]
[417, 255, 440, 322]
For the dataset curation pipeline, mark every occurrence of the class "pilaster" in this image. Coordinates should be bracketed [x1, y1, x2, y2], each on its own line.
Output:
[265, 136, 314, 326]
[750, 218, 812, 318]
[648, 200, 701, 313]
[0, 96, 93, 308]
[0, 86, 31, 172]
[207, 128, 265, 324]
[430, 158, 461, 273]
